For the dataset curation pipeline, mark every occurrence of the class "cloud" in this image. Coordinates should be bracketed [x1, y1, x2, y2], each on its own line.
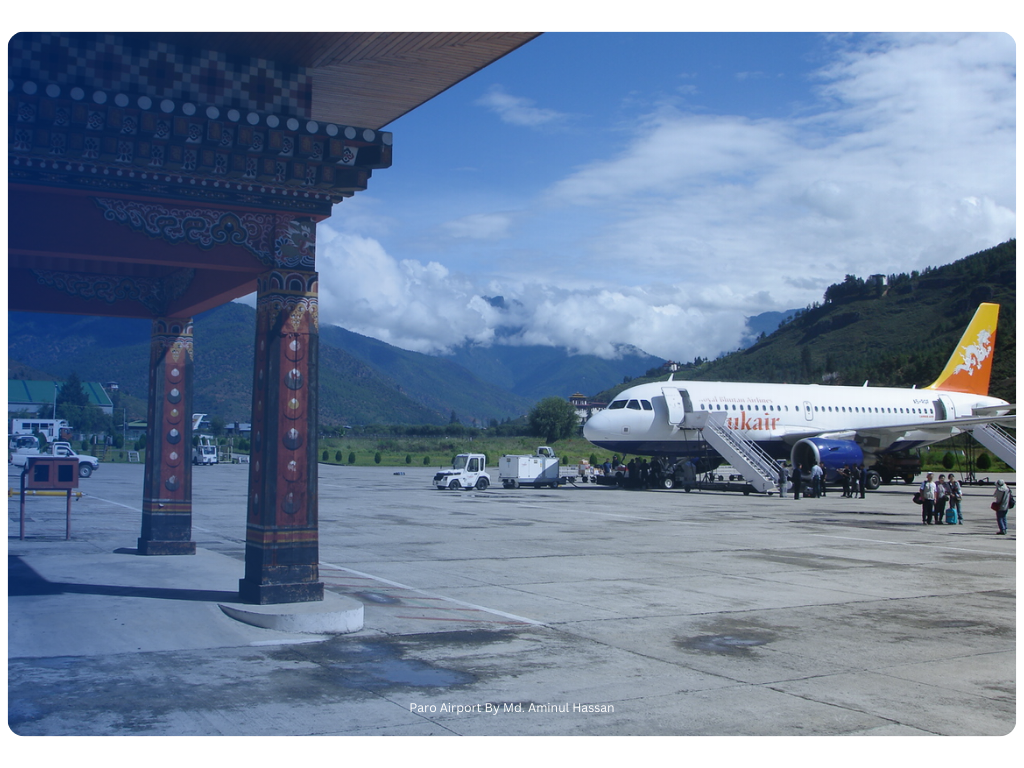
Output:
[315, 230, 498, 353]
[542, 33, 1015, 295]
[316, 223, 760, 362]
[441, 212, 515, 240]
[476, 85, 569, 128]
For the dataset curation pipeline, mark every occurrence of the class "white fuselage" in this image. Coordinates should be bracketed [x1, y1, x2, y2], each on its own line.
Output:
[583, 379, 1008, 460]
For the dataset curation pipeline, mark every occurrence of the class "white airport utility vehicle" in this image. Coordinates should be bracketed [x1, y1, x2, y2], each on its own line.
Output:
[11, 440, 100, 477]
[193, 434, 219, 465]
[499, 446, 565, 489]
[434, 453, 490, 490]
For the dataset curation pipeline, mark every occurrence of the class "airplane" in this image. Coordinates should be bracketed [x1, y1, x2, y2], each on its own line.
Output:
[583, 303, 1014, 489]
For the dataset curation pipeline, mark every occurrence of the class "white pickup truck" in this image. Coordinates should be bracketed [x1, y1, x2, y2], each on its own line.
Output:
[10, 440, 100, 477]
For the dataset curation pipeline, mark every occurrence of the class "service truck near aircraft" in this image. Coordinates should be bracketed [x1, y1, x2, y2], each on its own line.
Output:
[499, 446, 565, 488]
[434, 453, 490, 490]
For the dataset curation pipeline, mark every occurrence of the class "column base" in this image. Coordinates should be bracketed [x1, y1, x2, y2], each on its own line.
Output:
[238, 578, 324, 606]
[137, 538, 197, 556]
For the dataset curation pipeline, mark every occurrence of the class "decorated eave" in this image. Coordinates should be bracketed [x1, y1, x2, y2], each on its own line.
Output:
[8, 32, 540, 320]
[9, 78, 392, 215]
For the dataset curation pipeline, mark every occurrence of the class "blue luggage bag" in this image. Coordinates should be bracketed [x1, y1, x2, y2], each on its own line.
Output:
[945, 507, 958, 524]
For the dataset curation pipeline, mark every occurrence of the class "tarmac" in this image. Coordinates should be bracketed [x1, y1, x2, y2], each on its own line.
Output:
[7, 460, 1016, 746]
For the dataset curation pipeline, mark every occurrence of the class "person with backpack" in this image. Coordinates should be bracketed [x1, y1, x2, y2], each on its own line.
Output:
[947, 474, 963, 524]
[992, 479, 1013, 535]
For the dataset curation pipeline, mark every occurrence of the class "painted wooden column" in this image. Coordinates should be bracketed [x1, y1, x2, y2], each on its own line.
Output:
[138, 317, 197, 555]
[239, 269, 323, 604]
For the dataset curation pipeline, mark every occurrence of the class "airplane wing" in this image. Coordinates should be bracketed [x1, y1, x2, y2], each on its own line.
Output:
[860, 414, 1015, 441]
[778, 415, 1015, 448]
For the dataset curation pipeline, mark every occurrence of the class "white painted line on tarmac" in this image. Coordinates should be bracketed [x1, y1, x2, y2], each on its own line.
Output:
[319, 561, 548, 627]
[79, 495, 224, 532]
[810, 533, 1015, 556]
[78, 493, 140, 512]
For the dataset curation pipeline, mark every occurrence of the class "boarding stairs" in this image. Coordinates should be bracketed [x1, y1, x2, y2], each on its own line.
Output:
[686, 412, 781, 494]
[970, 423, 1016, 470]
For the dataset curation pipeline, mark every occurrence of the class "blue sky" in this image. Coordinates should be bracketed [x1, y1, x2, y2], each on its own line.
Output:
[314, 30, 1016, 366]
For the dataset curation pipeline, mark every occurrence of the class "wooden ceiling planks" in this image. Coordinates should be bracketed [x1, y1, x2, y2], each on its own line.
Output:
[137, 32, 538, 128]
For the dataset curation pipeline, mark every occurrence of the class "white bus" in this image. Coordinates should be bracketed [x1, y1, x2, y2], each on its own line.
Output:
[9, 419, 71, 442]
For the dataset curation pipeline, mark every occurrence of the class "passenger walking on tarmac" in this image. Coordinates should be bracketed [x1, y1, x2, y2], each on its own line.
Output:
[919, 473, 937, 524]
[947, 474, 963, 524]
[850, 466, 860, 498]
[934, 474, 949, 525]
[627, 459, 637, 488]
[792, 464, 803, 499]
[818, 462, 828, 496]
[639, 458, 650, 489]
[858, 464, 868, 499]
[992, 479, 1013, 535]
[840, 465, 852, 498]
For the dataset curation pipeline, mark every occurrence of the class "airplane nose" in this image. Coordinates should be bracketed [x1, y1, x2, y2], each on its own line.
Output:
[583, 410, 610, 441]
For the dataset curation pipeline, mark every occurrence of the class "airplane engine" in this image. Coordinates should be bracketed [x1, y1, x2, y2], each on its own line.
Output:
[791, 438, 863, 478]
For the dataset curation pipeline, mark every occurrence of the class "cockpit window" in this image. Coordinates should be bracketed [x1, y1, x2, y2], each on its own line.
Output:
[641, 400, 653, 411]
[627, 400, 641, 410]
[609, 400, 627, 410]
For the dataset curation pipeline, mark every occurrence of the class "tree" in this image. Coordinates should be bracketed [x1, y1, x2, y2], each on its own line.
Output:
[528, 397, 579, 444]
[57, 371, 90, 409]
[55, 371, 109, 435]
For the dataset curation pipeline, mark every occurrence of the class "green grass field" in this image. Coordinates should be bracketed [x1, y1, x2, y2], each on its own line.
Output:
[315, 435, 608, 469]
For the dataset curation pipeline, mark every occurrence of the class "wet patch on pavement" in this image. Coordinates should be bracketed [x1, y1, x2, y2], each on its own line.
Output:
[675, 619, 781, 657]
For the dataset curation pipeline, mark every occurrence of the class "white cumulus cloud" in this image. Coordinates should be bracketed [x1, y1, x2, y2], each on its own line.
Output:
[476, 85, 569, 128]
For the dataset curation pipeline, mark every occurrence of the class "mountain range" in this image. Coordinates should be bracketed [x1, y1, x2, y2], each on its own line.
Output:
[11, 241, 1012, 426]
[7, 304, 664, 426]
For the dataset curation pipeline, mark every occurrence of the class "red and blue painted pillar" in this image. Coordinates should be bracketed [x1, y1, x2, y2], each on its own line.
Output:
[239, 269, 323, 604]
[138, 317, 197, 555]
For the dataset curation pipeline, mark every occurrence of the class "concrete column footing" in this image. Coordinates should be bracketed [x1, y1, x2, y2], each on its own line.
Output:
[218, 591, 363, 634]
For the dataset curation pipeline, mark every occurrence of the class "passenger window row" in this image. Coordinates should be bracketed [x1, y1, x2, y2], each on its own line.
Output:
[696, 403, 935, 415]
[612, 395, 936, 417]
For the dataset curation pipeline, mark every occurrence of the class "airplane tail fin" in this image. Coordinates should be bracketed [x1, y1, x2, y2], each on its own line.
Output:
[925, 303, 999, 395]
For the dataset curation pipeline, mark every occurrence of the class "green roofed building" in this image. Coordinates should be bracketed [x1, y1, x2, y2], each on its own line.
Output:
[7, 380, 114, 416]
